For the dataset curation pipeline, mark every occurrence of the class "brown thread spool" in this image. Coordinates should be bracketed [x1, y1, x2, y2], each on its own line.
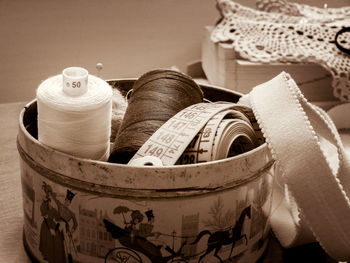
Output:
[108, 69, 204, 164]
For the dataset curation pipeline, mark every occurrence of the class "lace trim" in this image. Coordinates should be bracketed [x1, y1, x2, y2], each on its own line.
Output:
[212, 0, 350, 101]
[256, 0, 350, 23]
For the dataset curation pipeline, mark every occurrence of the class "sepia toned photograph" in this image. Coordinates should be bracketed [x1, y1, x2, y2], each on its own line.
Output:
[0, 0, 349, 262]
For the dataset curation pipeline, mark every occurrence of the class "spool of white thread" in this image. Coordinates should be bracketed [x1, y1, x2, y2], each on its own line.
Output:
[36, 67, 113, 161]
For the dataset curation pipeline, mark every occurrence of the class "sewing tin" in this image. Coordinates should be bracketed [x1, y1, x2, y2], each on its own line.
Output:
[18, 79, 274, 263]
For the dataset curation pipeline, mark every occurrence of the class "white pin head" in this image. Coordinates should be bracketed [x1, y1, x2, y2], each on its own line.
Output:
[96, 62, 103, 77]
[62, 67, 88, 96]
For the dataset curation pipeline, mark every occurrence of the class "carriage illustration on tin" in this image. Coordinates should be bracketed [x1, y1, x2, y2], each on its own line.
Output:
[103, 205, 252, 263]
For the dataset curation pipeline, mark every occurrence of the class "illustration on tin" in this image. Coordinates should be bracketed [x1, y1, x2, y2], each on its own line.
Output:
[104, 207, 188, 263]
[102, 200, 260, 263]
[39, 182, 78, 263]
[190, 205, 251, 263]
[21, 163, 272, 263]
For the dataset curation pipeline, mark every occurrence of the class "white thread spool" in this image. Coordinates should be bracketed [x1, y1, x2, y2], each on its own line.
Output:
[36, 67, 113, 161]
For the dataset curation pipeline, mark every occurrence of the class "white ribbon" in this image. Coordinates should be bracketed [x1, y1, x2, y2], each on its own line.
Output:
[240, 72, 350, 261]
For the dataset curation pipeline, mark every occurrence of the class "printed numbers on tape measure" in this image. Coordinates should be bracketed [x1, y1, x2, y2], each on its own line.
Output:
[189, 118, 202, 127]
[71, 81, 81, 88]
[203, 127, 212, 138]
[178, 110, 198, 120]
[178, 153, 196, 164]
[144, 144, 164, 157]
[166, 120, 187, 130]
[129, 103, 241, 166]
[141, 142, 182, 158]
[156, 132, 175, 144]
[189, 104, 208, 111]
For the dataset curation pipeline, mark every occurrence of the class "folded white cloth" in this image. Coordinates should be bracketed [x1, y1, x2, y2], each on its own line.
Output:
[239, 72, 350, 261]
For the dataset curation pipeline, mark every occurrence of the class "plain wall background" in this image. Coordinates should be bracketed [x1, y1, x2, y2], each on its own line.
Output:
[1, 0, 349, 103]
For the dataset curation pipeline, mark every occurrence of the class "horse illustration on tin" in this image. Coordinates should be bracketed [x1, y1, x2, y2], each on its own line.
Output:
[190, 205, 251, 263]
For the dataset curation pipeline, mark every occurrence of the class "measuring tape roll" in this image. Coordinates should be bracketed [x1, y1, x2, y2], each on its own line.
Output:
[128, 102, 263, 166]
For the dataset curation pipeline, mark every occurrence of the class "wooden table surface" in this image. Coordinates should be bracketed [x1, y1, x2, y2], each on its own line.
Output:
[0, 101, 339, 263]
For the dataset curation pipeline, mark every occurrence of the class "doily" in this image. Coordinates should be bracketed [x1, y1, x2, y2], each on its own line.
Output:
[256, 0, 350, 23]
[212, 0, 350, 101]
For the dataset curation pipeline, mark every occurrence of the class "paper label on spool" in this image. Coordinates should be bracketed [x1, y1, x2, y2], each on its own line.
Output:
[62, 67, 89, 96]
[129, 102, 261, 166]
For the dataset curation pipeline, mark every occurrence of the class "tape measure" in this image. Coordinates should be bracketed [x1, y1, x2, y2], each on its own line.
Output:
[128, 102, 263, 166]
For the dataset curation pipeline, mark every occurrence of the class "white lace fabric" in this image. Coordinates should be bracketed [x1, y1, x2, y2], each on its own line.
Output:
[212, 0, 350, 101]
[257, 0, 350, 22]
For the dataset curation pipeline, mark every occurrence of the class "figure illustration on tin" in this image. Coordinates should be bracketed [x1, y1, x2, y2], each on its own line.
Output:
[39, 182, 78, 263]
[104, 206, 188, 263]
[39, 182, 57, 262]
